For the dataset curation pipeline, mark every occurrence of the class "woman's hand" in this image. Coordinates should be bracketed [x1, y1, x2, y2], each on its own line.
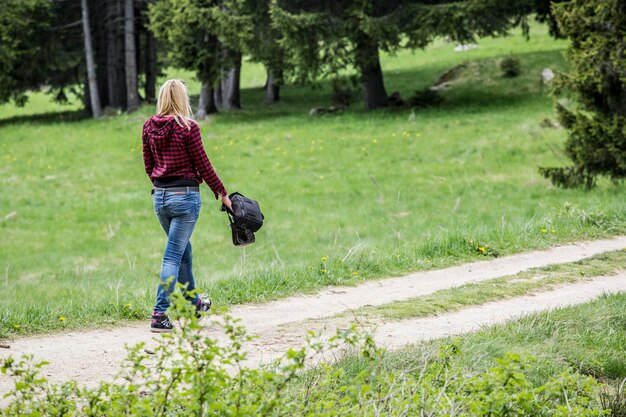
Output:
[221, 194, 233, 211]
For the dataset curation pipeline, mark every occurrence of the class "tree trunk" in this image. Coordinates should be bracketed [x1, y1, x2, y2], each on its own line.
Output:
[220, 52, 242, 110]
[145, 30, 157, 102]
[106, 0, 124, 109]
[214, 77, 223, 109]
[94, 2, 109, 109]
[197, 82, 218, 119]
[124, 0, 139, 112]
[83, 70, 92, 115]
[81, 0, 102, 118]
[355, 35, 388, 110]
[265, 68, 280, 103]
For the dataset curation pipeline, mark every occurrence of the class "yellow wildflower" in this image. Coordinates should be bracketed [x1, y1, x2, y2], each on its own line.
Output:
[478, 247, 486, 253]
[321, 257, 327, 262]
[321, 269, 327, 273]
[541, 228, 547, 233]
[59, 317, 66, 322]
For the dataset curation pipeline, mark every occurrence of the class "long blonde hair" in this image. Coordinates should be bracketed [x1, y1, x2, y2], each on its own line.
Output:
[156, 79, 194, 130]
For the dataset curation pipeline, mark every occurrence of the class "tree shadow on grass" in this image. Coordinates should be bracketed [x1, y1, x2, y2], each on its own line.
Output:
[0, 49, 563, 129]
[0, 109, 88, 128]
[197, 48, 563, 126]
[194, 82, 542, 128]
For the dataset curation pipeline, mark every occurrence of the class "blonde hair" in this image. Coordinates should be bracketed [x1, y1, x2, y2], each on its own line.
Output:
[156, 79, 194, 130]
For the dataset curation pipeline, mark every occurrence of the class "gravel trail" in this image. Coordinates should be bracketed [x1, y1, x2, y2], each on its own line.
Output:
[0, 236, 624, 398]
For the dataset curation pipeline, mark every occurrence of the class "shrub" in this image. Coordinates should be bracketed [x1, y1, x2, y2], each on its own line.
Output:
[500, 56, 522, 77]
[408, 88, 443, 108]
[0, 287, 611, 416]
[330, 75, 360, 107]
[599, 379, 626, 417]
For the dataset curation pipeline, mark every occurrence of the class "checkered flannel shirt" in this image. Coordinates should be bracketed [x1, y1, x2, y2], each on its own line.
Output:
[142, 115, 227, 199]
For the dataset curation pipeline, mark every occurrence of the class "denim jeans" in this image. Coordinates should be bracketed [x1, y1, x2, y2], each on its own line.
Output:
[153, 189, 201, 313]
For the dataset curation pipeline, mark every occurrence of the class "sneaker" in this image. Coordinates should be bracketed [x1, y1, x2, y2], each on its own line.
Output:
[196, 297, 212, 317]
[150, 312, 173, 333]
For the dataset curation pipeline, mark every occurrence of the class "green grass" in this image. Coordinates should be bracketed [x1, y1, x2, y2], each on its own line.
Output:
[339, 249, 626, 321]
[354, 292, 626, 386]
[324, 292, 626, 417]
[0, 22, 624, 339]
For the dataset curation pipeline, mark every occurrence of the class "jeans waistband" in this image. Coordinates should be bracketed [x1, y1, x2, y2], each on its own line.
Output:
[152, 186, 200, 195]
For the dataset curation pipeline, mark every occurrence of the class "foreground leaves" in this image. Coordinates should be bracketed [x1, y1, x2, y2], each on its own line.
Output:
[0, 288, 609, 416]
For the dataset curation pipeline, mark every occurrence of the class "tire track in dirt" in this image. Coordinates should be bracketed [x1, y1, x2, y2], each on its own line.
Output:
[0, 236, 624, 397]
[234, 236, 626, 332]
[247, 272, 626, 362]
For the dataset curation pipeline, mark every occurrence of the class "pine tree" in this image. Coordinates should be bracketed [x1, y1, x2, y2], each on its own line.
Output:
[148, 0, 228, 116]
[540, 0, 626, 188]
[0, 0, 78, 107]
[124, 0, 140, 112]
[271, 0, 539, 110]
[82, 0, 102, 118]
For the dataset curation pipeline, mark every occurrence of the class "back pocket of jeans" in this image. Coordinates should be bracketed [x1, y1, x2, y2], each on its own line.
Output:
[170, 200, 192, 216]
[169, 194, 199, 216]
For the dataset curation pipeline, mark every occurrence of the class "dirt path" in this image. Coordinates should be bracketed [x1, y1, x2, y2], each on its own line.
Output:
[233, 236, 626, 332]
[0, 236, 624, 398]
[261, 272, 626, 355]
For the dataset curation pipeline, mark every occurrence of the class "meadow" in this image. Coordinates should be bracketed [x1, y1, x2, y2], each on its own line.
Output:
[340, 292, 626, 387]
[0, 22, 624, 338]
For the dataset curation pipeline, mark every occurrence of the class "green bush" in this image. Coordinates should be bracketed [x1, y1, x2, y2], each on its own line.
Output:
[330, 75, 360, 107]
[408, 88, 443, 108]
[599, 379, 626, 417]
[0, 287, 610, 416]
[500, 56, 522, 77]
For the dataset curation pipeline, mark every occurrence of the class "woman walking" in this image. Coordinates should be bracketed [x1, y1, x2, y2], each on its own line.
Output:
[142, 79, 231, 332]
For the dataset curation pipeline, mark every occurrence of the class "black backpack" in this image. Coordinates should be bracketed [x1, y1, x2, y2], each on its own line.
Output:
[221, 192, 264, 246]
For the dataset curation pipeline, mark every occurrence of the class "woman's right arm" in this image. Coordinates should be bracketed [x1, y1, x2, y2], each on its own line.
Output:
[187, 122, 228, 200]
[220, 194, 233, 211]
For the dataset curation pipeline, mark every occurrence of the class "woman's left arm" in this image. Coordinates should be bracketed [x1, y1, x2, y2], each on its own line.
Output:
[142, 122, 155, 179]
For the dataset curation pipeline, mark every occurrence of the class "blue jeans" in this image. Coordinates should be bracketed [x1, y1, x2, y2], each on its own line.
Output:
[153, 189, 201, 313]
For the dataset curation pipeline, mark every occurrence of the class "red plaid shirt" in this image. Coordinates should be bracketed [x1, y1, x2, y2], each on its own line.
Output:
[142, 115, 227, 198]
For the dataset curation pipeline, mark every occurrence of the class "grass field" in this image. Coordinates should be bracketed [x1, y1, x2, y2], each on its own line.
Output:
[323, 293, 626, 417]
[0, 22, 624, 338]
[344, 292, 626, 385]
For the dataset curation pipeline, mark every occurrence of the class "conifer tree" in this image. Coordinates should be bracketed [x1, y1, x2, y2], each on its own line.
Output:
[271, 0, 539, 110]
[541, 0, 626, 188]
